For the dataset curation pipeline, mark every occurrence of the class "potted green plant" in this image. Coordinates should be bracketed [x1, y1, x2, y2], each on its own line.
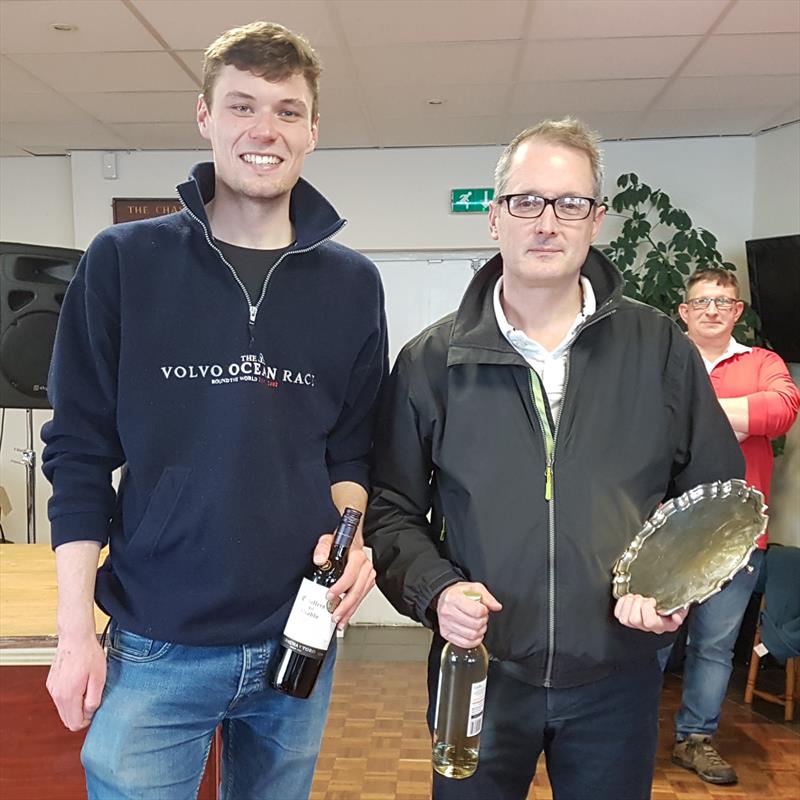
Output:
[601, 172, 758, 343]
[601, 172, 785, 451]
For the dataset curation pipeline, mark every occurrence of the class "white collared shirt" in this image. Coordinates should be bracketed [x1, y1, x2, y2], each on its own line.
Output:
[493, 275, 596, 419]
[702, 337, 752, 374]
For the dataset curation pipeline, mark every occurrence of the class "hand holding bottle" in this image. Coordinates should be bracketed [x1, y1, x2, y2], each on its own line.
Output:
[433, 590, 491, 779]
[271, 508, 365, 698]
[436, 582, 502, 648]
[312, 533, 376, 629]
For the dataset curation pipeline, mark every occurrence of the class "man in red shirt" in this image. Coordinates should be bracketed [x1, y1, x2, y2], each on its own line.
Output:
[665, 267, 800, 784]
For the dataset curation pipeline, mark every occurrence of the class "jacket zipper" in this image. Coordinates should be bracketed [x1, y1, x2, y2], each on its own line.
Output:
[179, 198, 344, 345]
[525, 307, 616, 688]
[527, 369, 558, 687]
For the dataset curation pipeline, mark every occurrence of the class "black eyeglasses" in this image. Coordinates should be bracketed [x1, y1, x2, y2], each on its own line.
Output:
[496, 193, 598, 220]
[686, 297, 740, 311]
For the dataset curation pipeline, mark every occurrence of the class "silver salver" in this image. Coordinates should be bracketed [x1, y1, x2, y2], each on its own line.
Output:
[612, 479, 768, 615]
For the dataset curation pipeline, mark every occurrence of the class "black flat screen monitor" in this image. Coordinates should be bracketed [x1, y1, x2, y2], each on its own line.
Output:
[746, 234, 800, 363]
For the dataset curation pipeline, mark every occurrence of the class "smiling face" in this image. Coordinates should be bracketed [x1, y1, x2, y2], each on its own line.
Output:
[197, 64, 318, 206]
[679, 279, 744, 345]
[488, 139, 605, 290]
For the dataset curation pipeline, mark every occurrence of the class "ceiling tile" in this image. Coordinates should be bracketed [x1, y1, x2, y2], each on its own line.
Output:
[315, 117, 375, 149]
[0, 119, 131, 149]
[364, 84, 509, 119]
[0, 56, 52, 93]
[636, 107, 779, 137]
[337, 0, 528, 44]
[510, 79, 666, 113]
[375, 115, 503, 147]
[0, 139, 29, 156]
[658, 75, 800, 109]
[303, 46, 354, 91]
[315, 85, 366, 120]
[758, 104, 800, 130]
[8, 52, 199, 93]
[684, 33, 800, 76]
[716, 0, 800, 35]
[0, 0, 162, 53]
[15, 145, 68, 155]
[174, 50, 204, 77]
[517, 37, 700, 81]
[526, 0, 728, 39]
[108, 122, 208, 150]
[353, 42, 518, 87]
[67, 91, 201, 123]
[132, 0, 341, 49]
[0, 90, 103, 123]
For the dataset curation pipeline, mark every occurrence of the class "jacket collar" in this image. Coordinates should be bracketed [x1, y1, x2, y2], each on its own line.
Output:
[448, 246, 625, 367]
[176, 162, 345, 250]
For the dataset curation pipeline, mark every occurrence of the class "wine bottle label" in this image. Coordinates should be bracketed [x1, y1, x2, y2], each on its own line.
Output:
[467, 678, 487, 737]
[281, 578, 336, 658]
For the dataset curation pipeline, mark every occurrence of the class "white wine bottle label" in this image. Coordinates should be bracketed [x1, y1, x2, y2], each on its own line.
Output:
[467, 678, 487, 737]
[281, 579, 336, 658]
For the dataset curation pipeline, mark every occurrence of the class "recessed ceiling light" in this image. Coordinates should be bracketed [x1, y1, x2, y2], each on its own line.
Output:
[427, 99, 444, 106]
[50, 23, 78, 32]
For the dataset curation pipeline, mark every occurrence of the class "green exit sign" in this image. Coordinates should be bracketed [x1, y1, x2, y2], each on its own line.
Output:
[451, 188, 494, 214]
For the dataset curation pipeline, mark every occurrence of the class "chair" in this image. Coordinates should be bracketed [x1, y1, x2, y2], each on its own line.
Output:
[744, 597, 799, 721]
[743, 544, 800, 722]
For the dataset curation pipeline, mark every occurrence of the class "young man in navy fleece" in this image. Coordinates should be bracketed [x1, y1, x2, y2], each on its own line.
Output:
[42, 21, 387, 800]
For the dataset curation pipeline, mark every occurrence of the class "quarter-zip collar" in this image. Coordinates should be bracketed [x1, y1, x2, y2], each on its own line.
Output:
[176, 161, 345, 250]
[447, 246, 625, 367]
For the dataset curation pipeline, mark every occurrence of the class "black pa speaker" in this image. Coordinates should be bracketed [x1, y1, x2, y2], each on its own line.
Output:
[746, 234, 800, 363]
[0, 242, 83, 409]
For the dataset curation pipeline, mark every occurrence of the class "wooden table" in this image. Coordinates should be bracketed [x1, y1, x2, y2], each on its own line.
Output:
[0, 544, 107, 650]
[0, 544, 217, 799]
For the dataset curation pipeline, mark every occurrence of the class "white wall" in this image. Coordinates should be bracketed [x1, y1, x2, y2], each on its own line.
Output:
[753, 122, 800, 240]
[751, 121, 800, 549]
[70, 150, 204, 250]
[69, 137, 757, 268]
[0, 134, 795, 557]
[0, 156, 75, 249]
[0, 156, 75, 544]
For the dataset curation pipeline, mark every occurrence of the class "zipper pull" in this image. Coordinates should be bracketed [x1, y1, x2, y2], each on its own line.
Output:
[440, 518, 447, 542]
[248, 306, 257, 349]
[544, 463, 553, 502]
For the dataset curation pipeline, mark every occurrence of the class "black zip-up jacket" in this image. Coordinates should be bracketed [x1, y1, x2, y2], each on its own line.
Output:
[365, 248, 744, 688]
[42, 163, 387, 646]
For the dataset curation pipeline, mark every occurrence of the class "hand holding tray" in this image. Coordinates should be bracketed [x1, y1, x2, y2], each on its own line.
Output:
[612, 479, 767, 615]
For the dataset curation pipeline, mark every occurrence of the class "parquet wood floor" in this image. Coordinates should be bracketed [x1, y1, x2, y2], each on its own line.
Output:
[310, 661, 800, 800]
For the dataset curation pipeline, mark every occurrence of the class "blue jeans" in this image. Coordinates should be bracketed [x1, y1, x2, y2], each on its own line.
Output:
[427, 637, 663, 800]
[81, 624, 335, 800]
[658, 548, 763, 739]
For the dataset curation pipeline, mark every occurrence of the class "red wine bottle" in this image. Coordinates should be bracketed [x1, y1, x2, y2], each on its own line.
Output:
[270, 507, 362, 698]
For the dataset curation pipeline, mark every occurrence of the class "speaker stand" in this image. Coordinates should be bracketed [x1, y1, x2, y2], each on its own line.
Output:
[13, 409, 36, 544]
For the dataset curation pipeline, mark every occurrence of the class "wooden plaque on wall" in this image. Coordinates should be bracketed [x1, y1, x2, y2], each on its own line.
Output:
[112, 198, 182, 224]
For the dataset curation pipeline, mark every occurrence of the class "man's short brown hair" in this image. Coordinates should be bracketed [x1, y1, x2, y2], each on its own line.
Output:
[685, 267, 740, 298]
[202, 22, 322, 119]
[494, 117, 604, 199]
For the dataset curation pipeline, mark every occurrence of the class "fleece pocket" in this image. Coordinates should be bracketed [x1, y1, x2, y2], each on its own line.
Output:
[128, 466, 191, 557]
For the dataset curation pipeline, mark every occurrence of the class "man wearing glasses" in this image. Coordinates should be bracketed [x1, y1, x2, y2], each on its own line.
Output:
[366, 119, 744, 799]
[664, 268, 800, 785]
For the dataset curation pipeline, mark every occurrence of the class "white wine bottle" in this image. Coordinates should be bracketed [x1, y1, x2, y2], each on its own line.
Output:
[432, 590, 489, 779]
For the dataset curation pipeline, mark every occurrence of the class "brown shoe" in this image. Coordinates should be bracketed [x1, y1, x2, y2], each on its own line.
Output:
[672, 734, 738, 785]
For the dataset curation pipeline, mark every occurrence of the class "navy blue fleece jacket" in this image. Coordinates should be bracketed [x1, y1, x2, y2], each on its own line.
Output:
[41, 162, 388, 645]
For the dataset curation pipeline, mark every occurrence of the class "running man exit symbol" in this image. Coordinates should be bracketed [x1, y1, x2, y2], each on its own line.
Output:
[451, 188, 494, 214]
